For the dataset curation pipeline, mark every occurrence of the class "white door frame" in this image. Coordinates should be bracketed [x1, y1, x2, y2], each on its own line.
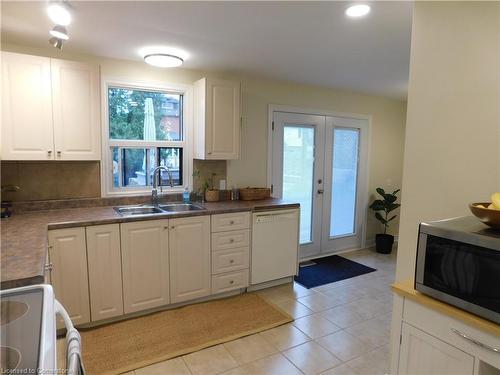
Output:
[267, 104, 372, 253]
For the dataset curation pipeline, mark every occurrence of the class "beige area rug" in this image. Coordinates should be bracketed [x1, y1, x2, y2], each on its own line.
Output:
[80, 293, 292, 375]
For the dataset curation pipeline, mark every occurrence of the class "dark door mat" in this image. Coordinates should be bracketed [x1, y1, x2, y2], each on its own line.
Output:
[294, 255, 376, 289]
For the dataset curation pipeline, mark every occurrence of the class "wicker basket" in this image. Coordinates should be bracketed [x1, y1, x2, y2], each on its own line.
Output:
[205, 189, 219, 202]
[239, 187, 271, 201]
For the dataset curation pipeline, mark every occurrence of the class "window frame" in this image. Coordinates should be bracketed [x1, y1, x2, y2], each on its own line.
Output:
[101, 78, 193, 197]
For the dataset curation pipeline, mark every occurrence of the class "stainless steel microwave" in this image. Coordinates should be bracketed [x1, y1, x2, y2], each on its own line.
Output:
[415, 216, 500, 324]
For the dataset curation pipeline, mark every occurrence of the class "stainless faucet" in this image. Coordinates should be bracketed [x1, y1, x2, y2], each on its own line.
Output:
[151, 166, 174, 205]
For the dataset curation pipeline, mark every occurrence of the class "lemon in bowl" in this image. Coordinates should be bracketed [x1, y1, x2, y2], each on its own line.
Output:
[469, 193, 500, 229]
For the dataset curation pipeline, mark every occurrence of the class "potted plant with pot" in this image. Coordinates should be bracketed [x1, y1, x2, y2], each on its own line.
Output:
[369, 188, 400, 254]
[204, 172, 219, 202]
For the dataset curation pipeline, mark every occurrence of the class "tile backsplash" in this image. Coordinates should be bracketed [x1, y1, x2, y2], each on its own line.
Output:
[1, 161, 101, 202]
[192, 159, 227, 193]
[1, 160, 227, 202]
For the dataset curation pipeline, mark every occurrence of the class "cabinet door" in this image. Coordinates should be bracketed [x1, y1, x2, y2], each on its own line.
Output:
[121, 220, 170, 313]
[399, 323, 474, 375]
[205, 78, 241, 160]
[51, 59, 100, 160]
[1, 52, 54, 160]
[169, 216, 211, 303]
[86, 224, 123, 321]
[48, 228, 90, 326]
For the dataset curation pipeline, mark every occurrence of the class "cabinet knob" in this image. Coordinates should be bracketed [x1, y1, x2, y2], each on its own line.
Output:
[229, 280, 234, 284]
[44, 263, 53, 271]
[170, 226, 175, 229]
[164, 226, 169, 230]
[57, 151, 62, 156]
[229, 259, 234, 264]
[229, 220, 235, 225]
[47, 150, 52, 156]
[208, 151, 212, 155]
[229, 238, 234, 243]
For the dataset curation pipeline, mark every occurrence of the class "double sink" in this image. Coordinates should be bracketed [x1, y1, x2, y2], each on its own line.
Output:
[114, 203, 205, 216]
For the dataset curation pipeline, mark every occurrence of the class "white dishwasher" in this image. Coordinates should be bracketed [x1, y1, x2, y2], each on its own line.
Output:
[251, 209, 300, 285]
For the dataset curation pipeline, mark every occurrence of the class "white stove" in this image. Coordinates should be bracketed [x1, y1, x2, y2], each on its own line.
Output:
[0, 284, 84, 374]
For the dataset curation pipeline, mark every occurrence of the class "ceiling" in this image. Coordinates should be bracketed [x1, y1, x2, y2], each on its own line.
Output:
[1, 1, 413, 99]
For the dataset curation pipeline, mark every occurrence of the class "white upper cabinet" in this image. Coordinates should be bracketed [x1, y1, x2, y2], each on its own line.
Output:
[51, 58, 100, 160]
[194, 77, 241, 160]
[1, 52, 101, 161]
[1, 52, 54, 160]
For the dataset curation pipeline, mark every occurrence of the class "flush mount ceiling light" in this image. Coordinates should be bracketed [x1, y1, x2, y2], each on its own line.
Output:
[144, 53, 184, 68]
[47, 1, 72, 26]
[139, 46, 189, 68]
[49, 37, 64, 50]
[49, 25, 69, 40]
[345, 4, 371, 18]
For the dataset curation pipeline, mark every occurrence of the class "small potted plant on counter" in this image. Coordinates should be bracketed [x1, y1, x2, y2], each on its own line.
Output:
[204, 172, 219, 202]
[369, 188, 400, 254]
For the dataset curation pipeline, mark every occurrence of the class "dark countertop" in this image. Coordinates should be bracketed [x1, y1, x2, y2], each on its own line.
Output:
[1, 199, 299, 290]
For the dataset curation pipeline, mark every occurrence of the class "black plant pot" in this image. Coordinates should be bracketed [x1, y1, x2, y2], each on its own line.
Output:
[375, 234, 394, 254]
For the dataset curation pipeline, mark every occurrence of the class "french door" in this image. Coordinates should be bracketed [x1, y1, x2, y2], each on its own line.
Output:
[271, 111, 369, 259]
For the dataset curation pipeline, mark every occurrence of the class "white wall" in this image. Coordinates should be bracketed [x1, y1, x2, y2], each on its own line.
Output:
[395, 1, 500, 281]
[1, 42, 407, 242]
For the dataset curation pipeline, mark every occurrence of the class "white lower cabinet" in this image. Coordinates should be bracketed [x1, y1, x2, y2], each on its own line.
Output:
[399, 323, 474, 375]
[46, 209, 296, 325]
[86, 224, 123, 321]
[121, 219, 170, 313]
[169, 216, 211, 303]
[393, 295, 500, 375]
[48, 228, 90, 326]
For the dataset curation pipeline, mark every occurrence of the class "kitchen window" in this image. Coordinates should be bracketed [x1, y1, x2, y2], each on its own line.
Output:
[102, 80, 191, 196]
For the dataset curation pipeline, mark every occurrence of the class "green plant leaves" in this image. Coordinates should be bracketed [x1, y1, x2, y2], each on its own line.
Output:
[371, 187, 400, 230]
[386, 203, 401, 213]
[375, 212, 387, 224]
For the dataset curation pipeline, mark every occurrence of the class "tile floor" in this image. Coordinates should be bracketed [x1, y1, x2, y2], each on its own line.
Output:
[122, 247, 396, 375]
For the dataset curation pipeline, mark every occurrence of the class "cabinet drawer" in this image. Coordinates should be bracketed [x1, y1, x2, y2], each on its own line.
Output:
[211, 212, 250, 232]
[212, 229, 250, 251]
[403, 298, 500, 368]
[212, 269, 249, 294]
[212, 247, 249, 274]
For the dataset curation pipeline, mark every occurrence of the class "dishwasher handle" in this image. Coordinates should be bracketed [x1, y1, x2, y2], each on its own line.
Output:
[55, 300, 85, 375]
[254, 210, 298, 224]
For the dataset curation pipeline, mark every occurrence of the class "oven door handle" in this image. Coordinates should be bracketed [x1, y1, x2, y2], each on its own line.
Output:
[55, 300, 86, 375]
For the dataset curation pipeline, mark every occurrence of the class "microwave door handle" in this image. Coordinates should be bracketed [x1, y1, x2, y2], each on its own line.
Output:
[451, 328, 500, 354]
[55, 300, 86, 375]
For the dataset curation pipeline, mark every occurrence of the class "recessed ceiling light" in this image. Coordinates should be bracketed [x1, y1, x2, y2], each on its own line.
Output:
[144, 54, 184, 68]
[345, 4, 371, 18]
[49, 25, 69, 40]
[47, 2, 72, 26]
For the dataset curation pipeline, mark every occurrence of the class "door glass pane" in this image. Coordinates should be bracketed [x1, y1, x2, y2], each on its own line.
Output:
[282, 126, 315, 244]
[330, 128, 360, 237]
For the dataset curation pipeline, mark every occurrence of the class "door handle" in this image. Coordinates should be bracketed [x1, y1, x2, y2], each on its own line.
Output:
[317, 189, 324, 194]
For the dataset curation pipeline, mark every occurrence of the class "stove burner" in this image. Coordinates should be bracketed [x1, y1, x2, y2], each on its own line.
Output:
[0, 301, 29, 326]
[0, 346, 21, 371]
